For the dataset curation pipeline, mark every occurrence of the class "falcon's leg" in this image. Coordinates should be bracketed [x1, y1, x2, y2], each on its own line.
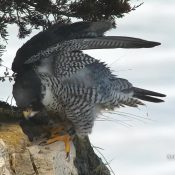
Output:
[45, 126, 75, 158]
[47, 133, 71, 158]
[49, 126, 65, 137]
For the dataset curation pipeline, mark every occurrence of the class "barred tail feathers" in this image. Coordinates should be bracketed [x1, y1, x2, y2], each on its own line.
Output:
[106, 79, 166, 108]
[106, 78, 143, 108]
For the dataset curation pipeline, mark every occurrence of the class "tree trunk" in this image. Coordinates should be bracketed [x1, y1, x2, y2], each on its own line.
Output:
[0, 102, 110, 175]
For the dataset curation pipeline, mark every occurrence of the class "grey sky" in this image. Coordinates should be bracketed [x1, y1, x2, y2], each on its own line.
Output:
[0, 1, 175, 175]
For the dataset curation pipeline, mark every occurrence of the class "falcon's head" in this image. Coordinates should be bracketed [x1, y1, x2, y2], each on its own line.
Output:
[13, 70, 44, 118]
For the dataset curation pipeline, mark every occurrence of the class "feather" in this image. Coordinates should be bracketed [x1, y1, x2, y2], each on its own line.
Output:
[24, 36, 160, 65]
[133, 87, 166, 103]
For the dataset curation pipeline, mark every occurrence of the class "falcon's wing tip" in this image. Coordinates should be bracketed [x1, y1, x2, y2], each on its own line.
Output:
[151, 41, 161, 47]
[159, 93, 166, 97]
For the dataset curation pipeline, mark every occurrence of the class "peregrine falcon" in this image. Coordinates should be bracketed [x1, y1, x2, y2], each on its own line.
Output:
[12, 21, 166, 155]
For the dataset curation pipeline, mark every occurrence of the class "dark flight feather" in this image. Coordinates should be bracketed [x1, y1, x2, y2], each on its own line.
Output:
[133, 87, 166, 103]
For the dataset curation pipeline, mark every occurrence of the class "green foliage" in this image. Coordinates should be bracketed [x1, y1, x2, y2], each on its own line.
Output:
[70, 0, 132, 21]
[0, 65, 15, 82]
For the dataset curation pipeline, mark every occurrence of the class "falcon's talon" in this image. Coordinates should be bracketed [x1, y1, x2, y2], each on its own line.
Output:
[46, 134, 71, 157]
[39, 140, 47, 146]
[66, 152, 70, 161]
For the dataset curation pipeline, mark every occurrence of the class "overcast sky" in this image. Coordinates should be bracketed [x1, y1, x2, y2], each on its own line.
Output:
[0, 1, 175, 175]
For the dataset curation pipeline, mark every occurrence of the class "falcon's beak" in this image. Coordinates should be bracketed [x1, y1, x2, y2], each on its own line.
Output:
[23, 108, 39, 119]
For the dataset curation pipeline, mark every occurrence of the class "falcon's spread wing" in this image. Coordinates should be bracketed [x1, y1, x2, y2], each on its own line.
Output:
[12, 21, 165, 138]
[12, 21, 160, 73]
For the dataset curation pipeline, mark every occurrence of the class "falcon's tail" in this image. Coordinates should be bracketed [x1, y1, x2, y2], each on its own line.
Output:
[105, 78, 166, 108]
[133, 87, 166, 103]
